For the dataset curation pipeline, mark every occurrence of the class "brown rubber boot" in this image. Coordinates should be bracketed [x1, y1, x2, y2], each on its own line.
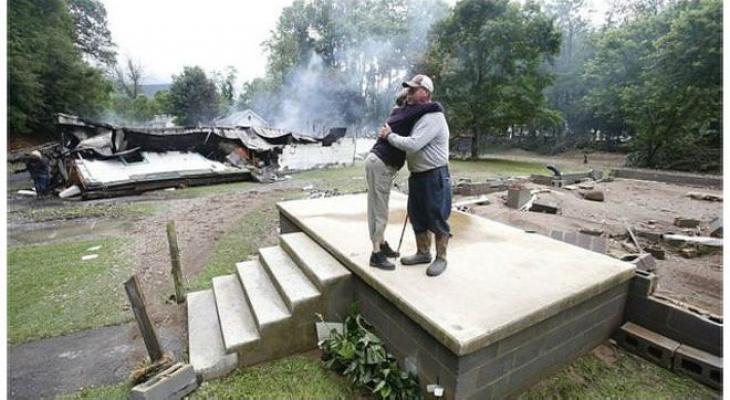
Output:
[427, 233, 449, 277]
[400, 232, 432, 265]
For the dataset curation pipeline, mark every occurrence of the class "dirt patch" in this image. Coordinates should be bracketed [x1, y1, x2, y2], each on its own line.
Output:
[464, 177, 723, 315]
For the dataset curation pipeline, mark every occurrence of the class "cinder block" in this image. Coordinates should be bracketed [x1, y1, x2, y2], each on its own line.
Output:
[590, 236, 608, 254]
[673, 344, 723, 390]
[621, 253, 656, 272]
[130, 363, 198, 400]
[665, 305, 723, 357]
[475, 354, 512, 386]
[507, 188, 531, 209]
[614, 322, 679, 370]
[674, 217, 700, 228]
[625, 294, 670, 328]
[709, 217, 722, 238]
[629, 270, 657, 297]
[549, 230, 564, 241]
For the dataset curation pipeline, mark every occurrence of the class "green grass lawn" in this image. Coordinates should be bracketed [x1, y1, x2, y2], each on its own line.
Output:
[191, 353, 359, 399]
[56, 353, 358, 400]
[449, 158, 548, 178]
[521, 344, 719, 399]
[57, 344, 716, 400]
[8, 238, 133, 343]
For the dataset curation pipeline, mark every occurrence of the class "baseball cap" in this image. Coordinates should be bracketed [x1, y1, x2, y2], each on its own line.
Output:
[402, 74, 434, 93]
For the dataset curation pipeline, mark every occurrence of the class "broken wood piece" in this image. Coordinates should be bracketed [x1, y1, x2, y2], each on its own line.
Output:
[130, 353, 175, 384]
[125, 275, 164, 363]
[624, 223, 644, 254]
[687, 192, 722, 202]
[166, 221, 186, 304]
[579, 228, 604, 236]
[453, 196, 490, 209]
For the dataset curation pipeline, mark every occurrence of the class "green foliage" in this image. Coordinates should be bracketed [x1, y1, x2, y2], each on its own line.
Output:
[68, 0, 116, 65]
[8, 0, 113, 138]
[584, 0, 722, 171]
[168, 66, 221, 126]
[319, 308, 422, 400]
[422, 0, 562, 158]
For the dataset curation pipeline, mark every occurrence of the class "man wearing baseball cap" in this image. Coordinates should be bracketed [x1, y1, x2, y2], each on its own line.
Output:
[378, 74, 452, 277]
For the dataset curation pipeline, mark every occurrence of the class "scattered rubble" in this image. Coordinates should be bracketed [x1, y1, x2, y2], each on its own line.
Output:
[10, 113, 353, 200]
[687, 192, 722, 202]
[708, 217, 722, 238]
[621, 253, 656, 272]
[580, 190, 605, 202]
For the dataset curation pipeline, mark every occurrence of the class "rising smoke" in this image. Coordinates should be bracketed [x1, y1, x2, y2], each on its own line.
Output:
[248, 0, 450, 137]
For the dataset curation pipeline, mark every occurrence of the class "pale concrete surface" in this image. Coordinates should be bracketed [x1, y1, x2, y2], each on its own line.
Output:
[187, 290, 238, 379]
[8, 322, 183, 400]
[278, 192, 635, 355]
[280, 232, 352, 289]
[259, 246, 321, 311]
[212, 275, 260, 353]
[236, 260, 290, 332]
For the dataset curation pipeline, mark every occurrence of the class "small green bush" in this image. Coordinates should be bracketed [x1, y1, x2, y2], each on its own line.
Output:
[318, 308, 422, 400]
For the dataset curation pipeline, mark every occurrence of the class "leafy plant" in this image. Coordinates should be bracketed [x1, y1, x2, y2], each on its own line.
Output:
[318, 307, 422, 400]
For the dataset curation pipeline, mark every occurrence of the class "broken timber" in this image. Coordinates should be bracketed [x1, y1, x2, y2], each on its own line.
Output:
[125, 275, 164, 363]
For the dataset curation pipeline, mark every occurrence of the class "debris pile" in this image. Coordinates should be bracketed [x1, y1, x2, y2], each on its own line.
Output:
[11, 113, 351, 199]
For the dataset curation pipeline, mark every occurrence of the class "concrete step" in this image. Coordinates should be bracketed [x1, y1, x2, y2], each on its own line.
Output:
[187, 290, 238, 380]
[259, 245, 321, 312]
[236, 260, 291, 333]
[280, 232, 351, 290]
[212, 274, 260, 353]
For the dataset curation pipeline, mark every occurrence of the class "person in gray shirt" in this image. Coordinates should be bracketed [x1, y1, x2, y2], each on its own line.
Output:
[378, 74, 452, 277]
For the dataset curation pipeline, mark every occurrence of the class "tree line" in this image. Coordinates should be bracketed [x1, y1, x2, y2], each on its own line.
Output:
[7, 0, 722, 172]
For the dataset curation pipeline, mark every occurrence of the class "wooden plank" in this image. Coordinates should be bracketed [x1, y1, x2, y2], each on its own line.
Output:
[166, 221, 186, 303]
[124, 275, 164, 362]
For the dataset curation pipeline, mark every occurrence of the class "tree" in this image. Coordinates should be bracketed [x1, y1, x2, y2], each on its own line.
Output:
[213, 66, 237, 110]
[254, 0, 448, 131]
[8, 0, 112, 138]
[543, 0, 596, 144]
[113, 57, 146, 99]
[422, 0, 561, 158]
[68, 0, 116, 65]
[168, 66, 220, 126]
[582, 0, 721, 171]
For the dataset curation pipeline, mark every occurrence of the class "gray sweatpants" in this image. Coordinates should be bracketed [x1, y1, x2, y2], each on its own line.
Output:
[365, 153, 397, 247]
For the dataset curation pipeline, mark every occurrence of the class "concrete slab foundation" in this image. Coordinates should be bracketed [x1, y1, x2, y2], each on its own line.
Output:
[277, 193, 634, 399]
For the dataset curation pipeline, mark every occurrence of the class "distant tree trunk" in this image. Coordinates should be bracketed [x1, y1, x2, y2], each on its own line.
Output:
[470, 130, 479, 160]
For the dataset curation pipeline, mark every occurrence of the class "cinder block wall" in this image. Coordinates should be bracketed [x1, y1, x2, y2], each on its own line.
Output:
[356, 278, 629, 400]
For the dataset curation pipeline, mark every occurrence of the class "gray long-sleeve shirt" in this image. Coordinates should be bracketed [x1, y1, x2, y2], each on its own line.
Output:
[386, 111, 450, 173]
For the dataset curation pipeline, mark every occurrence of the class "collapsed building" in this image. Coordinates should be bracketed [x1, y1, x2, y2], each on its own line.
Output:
[13, 113, 352, 199]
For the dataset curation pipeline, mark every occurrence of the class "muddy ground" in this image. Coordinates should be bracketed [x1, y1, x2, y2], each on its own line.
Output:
[458, 177, 723, 316]
[6, 150, 723, 397]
